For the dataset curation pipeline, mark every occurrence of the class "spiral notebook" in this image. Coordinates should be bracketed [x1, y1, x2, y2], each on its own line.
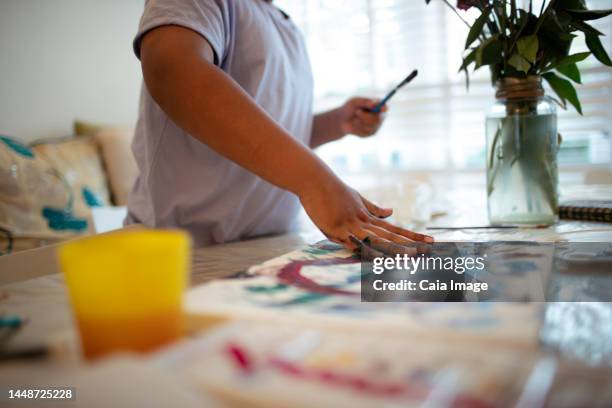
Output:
[559, 200, 612, 222]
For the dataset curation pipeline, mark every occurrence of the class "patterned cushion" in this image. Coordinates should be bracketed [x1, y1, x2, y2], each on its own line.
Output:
[0, 135, 111, 253]
[74, 119, 104, 138]
[74, 120, 137, 205]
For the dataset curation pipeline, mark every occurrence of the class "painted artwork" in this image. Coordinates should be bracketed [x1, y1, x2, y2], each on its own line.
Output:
[181, 243, 612, 407]
[186, 241, 545, 346]
[166, 321, 611, 408]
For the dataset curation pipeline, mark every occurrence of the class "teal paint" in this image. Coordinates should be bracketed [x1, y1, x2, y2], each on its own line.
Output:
[82, 186, 104, 207]
[0, 136, 34, 158]
[42, 207, 88, 232]
[303, 248, 336, 256]
[246, 283, 289, 293]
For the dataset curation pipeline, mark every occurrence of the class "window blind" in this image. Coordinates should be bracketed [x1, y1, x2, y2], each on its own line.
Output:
[275, 0, 612, 173]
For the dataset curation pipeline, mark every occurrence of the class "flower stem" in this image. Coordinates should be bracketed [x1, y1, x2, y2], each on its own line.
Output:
[440, 0, 472, 28]
[539, 0, 547, 17]
[534, 0, 556, 35]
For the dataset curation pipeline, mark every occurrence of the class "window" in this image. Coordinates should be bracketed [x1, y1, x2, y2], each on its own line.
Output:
[276, 0, 612, 173]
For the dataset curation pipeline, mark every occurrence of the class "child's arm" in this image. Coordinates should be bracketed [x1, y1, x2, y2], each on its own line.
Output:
[311, 99, 388, 148]
[140, 26, 432, 248]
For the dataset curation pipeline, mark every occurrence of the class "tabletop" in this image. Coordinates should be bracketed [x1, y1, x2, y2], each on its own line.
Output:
[1, 181, 612, 398]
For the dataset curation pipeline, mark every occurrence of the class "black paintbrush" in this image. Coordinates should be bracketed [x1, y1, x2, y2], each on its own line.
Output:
[426, 224, 550, 230]
[368, 69, 418, 113]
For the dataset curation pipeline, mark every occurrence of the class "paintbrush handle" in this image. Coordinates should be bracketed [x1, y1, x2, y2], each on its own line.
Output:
[368, 69, 418, 113]
[370, 89, 397, 113]
[426, 224, 550, 230]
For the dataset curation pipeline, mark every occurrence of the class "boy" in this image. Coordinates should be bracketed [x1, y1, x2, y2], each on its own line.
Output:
[126, 0, 433, 248]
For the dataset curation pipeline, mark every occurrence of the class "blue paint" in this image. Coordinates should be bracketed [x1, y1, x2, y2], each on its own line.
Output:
[0, 135, 34, 158]
[0, 315, 23, 328]
[82, 186, 104, 207]
[303, 241, 344, 255]
[42, 207, 88, 231]
[246, 283, 288, 293]
[345, 274, 362, 285]
[326, 304, 362, 314]
[303, 247, 338, 256]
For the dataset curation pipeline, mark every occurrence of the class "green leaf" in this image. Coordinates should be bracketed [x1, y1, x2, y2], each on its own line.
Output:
[555, 11, 573, 27]
[556, 63, 581, 83]
[516, 35, 539, 63]
[537, 11, 573, 60]
[542, 72, 583, 114]
[558, 32, 577, 41]
[465, 7, 492, 49]
[540, 10, 572, 37]
[489, 64, 501, 85]
[554, 0, 587, 11]
[508, 53, 531, 73]
[508, 10, 531, 53]
[565, 9, 612, 21]
[457, 49, 477, 90]
[570, 20, 604, 36]
[554, 51, 591, 67]
[586, 33, 612, 66]
[543, 52, 589, 73]
[458, 48, 477, 72]
[476, 35, 503, 68]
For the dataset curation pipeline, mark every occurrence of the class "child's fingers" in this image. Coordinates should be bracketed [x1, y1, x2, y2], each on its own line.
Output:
[362, 224, 415, 246]
[356, 110, 384, 125]
[368, 98, 389, 113]
[350, 97, 377, 110]
[355, 125, 378, 136]
[361, 196, 393, 218]
[345, 223, 419, 250]
[325, 220, 430, 252]
[371, 217, 434, 243]
[353, 119, 381, 136]
[324, 232, 358, 251]
[351, 97, 389, 115]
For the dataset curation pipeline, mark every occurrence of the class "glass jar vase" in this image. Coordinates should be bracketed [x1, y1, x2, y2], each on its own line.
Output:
[485, 76, 559, 225]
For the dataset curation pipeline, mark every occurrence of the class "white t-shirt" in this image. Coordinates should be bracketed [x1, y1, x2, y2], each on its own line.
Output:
[126, 0, 314, 247]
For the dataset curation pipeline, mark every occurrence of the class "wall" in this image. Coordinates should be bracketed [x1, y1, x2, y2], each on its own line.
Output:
[0, 0, 145, 142]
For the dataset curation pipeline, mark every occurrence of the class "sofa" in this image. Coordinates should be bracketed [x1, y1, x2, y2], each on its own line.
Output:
[0, 121, 137, 255]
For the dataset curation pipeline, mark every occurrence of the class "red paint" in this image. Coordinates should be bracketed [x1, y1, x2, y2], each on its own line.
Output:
[380, 383, 406, 397]
[226, 344, 495, 408]
[316, 369, 342, 384]
[348, 376, 371, 391]
[271, 358, 305, 376]
[226, 343, 254, 374]
[269, 356, 424, 399]
[277, 257, 359, 296]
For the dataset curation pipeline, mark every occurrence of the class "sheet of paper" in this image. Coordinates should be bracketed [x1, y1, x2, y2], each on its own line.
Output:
[186, 241, 543, 347]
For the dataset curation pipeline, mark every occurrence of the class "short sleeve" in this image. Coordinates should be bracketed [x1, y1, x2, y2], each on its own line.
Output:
[133, 0, 230, 66]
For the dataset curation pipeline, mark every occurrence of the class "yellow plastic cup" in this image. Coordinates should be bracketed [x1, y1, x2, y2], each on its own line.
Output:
[58, 229, 190, 360]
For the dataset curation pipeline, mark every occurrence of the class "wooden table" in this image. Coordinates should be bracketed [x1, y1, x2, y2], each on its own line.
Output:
[2, 185, 612, 358]
[190, 233, 311, 286]
[0, 232, 320, 408]
[1, 182, 612, 403]
[0, 232, 316, 358]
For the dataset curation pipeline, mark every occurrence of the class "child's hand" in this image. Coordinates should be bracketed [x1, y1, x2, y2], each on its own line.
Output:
[310, 97, 387, 148]
[339, 97, 388, 137]
[299, 176, 433, 250]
